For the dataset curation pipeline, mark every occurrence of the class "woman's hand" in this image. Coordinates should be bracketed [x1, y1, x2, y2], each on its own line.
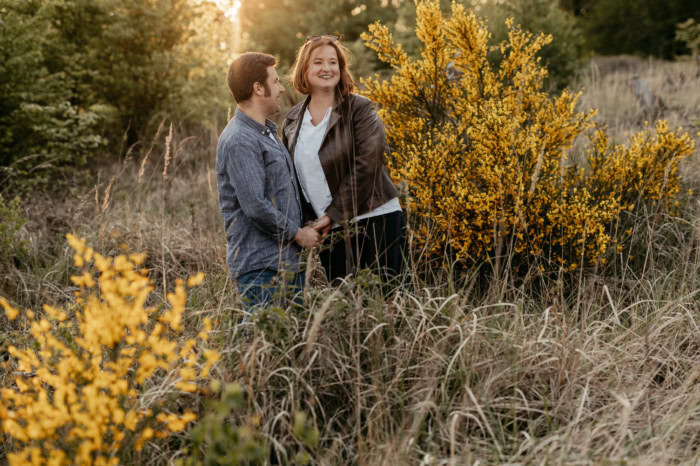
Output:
[312, 215, 332, 237]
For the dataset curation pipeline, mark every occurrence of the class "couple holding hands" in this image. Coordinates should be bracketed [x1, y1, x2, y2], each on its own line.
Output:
[216, 36, 406, 311]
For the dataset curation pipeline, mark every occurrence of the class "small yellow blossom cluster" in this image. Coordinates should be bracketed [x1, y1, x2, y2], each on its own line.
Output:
[586, 121, 693, 209]
[361, 0, 694, 270]
[0, 234, 220, 465]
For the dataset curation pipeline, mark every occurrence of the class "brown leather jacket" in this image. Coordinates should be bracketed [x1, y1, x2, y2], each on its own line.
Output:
[282, 92, 399, 224]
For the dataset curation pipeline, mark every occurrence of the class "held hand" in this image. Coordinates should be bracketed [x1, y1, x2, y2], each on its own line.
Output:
[294, 226, 321, 248]
[311, 215, 332, 237]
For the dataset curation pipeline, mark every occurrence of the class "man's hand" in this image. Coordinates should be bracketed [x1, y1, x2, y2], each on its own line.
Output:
[294, 226, 320, 248]
[312, 215, 332, 237]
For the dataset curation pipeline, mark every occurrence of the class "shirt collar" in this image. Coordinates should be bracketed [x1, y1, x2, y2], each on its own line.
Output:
[287, 89, 346, 122]
[234, 108, 278, 136]
[303, 106, 332, 124]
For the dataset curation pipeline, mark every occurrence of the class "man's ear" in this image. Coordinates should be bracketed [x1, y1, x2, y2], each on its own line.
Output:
[252, 82, 264, 96]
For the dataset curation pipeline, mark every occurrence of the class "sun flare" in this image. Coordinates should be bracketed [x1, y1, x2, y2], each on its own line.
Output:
[215, 0, 241, 20]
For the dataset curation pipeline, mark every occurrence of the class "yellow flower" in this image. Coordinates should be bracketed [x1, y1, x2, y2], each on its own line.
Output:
[187, 271, 205, 287]
[201, 349, 221, 378]
[1, 238, 217, 463]
[197, 317, 213, 340]
[1, 297, 19, 320]
[361, 0, 693, 271]
[73, 253, 84, 268]
[175, 382, 198, 393]
[134, 427, 154, 452]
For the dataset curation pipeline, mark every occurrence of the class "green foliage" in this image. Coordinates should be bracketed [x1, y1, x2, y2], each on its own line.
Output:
[557, 0, 595, 16]
[479, 0, 584, 90]
[581, 0, 699, 58]
[79, 0, 225, 136]
[239, 0, 401, 74]
[291, 412, 320, 465]
[181, 382, 267, 466]
[35, 0, 232, 139]
[0, 194, 27, 267]
[0, 0, 106, 192]
[1, 0, 232, 192]
[356, 0, 582, 89]
[676, 18, 700, 56]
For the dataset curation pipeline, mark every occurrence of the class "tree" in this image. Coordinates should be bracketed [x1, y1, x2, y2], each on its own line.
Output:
[45, 0, 232, 139]
[238, 0, 402, 74]
[479, 0, 584, 90]
[676, 18, 700, 57]
[582, 0, 700, 58]
[0, 0, 233, 191]
[0, 0, 105, 192]
[557, 0, 596, 16]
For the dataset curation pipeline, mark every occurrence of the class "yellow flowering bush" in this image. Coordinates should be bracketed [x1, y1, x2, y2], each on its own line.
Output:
[0, 234, 220, 465]
[361, 1, 694, 270]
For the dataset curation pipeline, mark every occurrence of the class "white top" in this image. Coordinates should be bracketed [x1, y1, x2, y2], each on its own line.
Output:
[294, 107, 401, 222]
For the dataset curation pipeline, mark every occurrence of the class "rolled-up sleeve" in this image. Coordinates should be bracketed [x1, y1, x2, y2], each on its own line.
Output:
[224, 139, 299, 242]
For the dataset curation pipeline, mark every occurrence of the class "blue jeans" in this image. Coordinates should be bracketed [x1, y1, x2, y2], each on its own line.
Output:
[236, 268, 305, 313]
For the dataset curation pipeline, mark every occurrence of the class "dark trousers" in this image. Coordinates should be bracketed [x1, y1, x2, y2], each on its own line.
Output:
[319, 210, 407, 284]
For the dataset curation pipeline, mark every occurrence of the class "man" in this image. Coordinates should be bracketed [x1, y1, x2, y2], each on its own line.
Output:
[217, 52, 319, 311]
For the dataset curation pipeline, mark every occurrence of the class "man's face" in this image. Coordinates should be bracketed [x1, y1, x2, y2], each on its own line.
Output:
[260, 66, 285, 116]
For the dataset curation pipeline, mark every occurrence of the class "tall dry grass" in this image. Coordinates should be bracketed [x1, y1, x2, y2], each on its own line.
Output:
[1, 57, 699, 464]
[574, 55, 700, 184]
[221, 268, 700, 463]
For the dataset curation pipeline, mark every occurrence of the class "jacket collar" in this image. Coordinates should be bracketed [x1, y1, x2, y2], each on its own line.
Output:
[235, 108, 278, 136]
[286, 89, 346, 122]
[331, 89, 346, 110]
[284, 95, 309, 122]
[325, 92, 344, 140]
[285, 90, 348, 160]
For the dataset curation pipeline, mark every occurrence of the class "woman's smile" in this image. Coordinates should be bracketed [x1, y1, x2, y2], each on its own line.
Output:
[307, 45, 340, 90]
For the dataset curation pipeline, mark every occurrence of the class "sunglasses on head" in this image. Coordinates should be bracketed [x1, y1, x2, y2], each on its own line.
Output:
[305, 35, 339, 43]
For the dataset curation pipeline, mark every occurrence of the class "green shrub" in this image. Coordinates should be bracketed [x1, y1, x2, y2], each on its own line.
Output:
[361, 1, 695, 272]
[0, 0, 106, 192]
[582, 0, 699, 58]
[239, 0, 401, 71]
[479, 0, 584, 90]
[181, 382, 267, 465]
[0, 0, 232, 192]
[676, 18, 700, 56]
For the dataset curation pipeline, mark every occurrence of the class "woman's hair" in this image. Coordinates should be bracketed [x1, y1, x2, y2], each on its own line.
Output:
[290, 37, 355, 96]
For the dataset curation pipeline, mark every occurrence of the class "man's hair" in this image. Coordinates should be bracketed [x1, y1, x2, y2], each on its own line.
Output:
[227, 52, 277, 103]
[290, 37, 355, 96]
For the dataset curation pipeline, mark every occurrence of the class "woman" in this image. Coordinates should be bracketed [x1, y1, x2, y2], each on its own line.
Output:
[282, 35, 406, 284]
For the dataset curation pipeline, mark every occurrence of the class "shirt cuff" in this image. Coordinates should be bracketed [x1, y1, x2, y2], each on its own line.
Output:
[286, 224, 299, 243]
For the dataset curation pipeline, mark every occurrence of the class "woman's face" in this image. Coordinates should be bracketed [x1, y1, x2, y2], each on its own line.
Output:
[306, 45, 340, 93]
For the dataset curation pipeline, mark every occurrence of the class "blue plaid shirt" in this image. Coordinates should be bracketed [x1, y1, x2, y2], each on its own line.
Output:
[216, 109, 303, 279]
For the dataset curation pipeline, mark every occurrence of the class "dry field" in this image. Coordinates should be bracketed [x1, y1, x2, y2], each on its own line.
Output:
[1, 56, 699, 464]
[575, 55, 700, 184]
